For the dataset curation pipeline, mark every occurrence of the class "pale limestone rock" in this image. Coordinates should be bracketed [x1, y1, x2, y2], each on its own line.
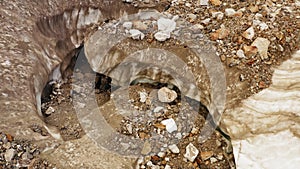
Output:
[184, 143, 199, 162]
[161, 118, 178, 133]
[251, 37, 270, 60]
[222, 50, 300, 169]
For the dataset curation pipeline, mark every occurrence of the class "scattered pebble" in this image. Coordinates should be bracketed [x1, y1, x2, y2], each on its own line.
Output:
[139, 91, 148, 103]
[168, 144, 180, 154]
[157, 87, 177, 103]
[161, 118, 177, 133]
[242, 27, 255, 40]
[184, 143, 199, 162]
[210, 157, 218, 163]
[129, 29, 145, 40]
[45, 106, 55, 115]
[122, 21, 133, 29]
[157, 18, 176, 33]
[224, 8, 236, 17]
[251, 37, 270, 60]
[199, 0, 209, 6]
[154, 31, 171, 42]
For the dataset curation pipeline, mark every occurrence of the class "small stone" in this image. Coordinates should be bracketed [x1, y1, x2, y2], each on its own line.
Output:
[200, 151, 213, 160]
[225, 8, 236, 17]
[158, 152, 165, 158]
[129, 29, 145, 40]
[191, 127, 199, 134]
[216, 154, 224, 160]
[210, 0, 221, 6]
[4, 148, 16, 162]
[199, 0, 209, 6]
[251, 37, 270, 60]
[141, 141, 152, 155]
[126, 124, 133, 134]
[45, 106, 55, 115]
[242, 27, 255, 40]
[168, 144, 180, 154]
[161, 118, 177, 133]
[157, 18, 176, 33]
[184, 143, 199, 162]
[258, 22, 268, 31]
[175, 132, 182, 139]
[157, 87, 177, 103]
[236, 49, 246, 58]
[164, 165, 171, 169]
[139, 91, 148, 103]
[210, 157, 218, 163]
[154, 31, 171, 42]
[122, 21, 133, 29]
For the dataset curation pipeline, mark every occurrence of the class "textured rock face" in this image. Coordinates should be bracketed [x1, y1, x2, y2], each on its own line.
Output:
[0, 0, 299, 168]
[222, 50, 300, 168]
[0, 0, 143, 140]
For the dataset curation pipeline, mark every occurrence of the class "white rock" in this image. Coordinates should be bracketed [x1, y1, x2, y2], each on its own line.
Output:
[45, 106, 55, 115]
[164, 165, 171, 169]
[199, 0, 209, 6]
[139, 91, 148, 103]
[184, 143, 199, 162]
[225, 8, 236, 17]
[210, 157, 218, 163]
[168, 144, 180, 154]
[4, 149, 16, 162]
[122, 21, 133, 29]
[158, 152, 165, 157]
[154, 31, 171, 42]
[236, 49, 246, 58]
[157, 87, 177, 103]
[161, 118, 177, 133]
[129, 29, 145, 40]
[126, 124, 133, 134]
[157, 18, 176, 33]
[175, 132, 182, 139]
[242, 26, 255, 40]
[251, 37, 270, 60]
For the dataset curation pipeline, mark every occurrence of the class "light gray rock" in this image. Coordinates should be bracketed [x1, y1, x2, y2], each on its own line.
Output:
[139, 91, 148, 103]
[225, 8, 236, 17]
[129, 29, 145, 40]
[122, 21, 133, 29]
[157, 87, 177, 103]
[154, 31, 171, 41]
[157, 18, 176, 33]
[168, 144, 180, 154]
[242, 27, 255, 40]
[184, 143, 199, 162]
[161, 118, 177, 133]
[4, 148, 16, 162]
[251, 37, 270, 60]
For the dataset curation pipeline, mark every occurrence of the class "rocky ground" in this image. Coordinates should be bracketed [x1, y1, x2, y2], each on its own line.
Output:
[1, 0, 299, 168]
